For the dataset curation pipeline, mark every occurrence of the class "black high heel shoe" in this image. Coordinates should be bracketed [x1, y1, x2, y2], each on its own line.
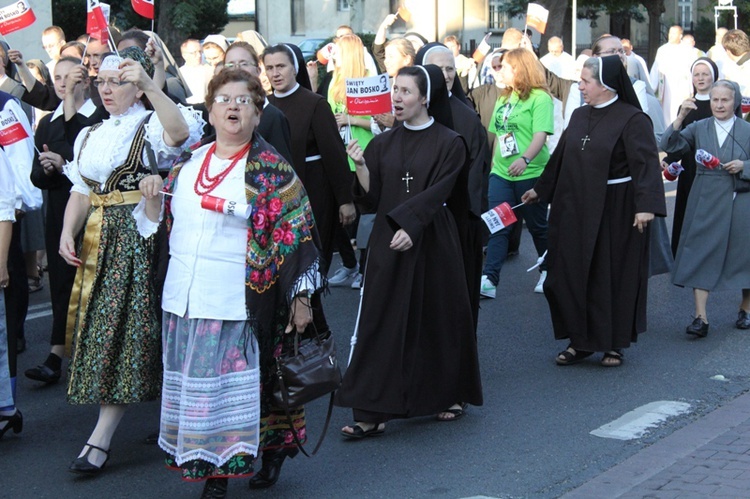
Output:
[201, 478, 228, 499]
[68, 443, 110, 475]
[0, 409, 22, 439]
[248, 447, 298, 489]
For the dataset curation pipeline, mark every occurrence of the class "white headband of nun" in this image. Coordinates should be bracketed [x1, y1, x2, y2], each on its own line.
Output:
[691, 59, 715, 81]
[100, 55, 123, 73]
[597, 57, 616, 93]
[283, 44, 299, 74]
[417, 65, 431, 108]
[422, 45, 452, 67]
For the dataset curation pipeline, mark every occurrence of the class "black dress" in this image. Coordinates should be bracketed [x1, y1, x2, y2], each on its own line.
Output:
[30, 103, 102, 347]
[336, 120, 483, 421]
[268, 86, 353, 273]
[663, 97, 712, 256]
[534, 100, 667, 351]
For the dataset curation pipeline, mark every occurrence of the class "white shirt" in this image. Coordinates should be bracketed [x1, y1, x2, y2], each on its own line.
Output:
[180, 63, 214, 104]
[65, 102, 204, 196]
[2, 96, 40, 210]
[161, 143, 250, 320]
[132, 143, 321, 320]
[0, 148, 15, 221]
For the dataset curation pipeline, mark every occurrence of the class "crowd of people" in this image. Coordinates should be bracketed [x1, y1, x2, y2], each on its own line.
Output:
[1, 14, 750, 499]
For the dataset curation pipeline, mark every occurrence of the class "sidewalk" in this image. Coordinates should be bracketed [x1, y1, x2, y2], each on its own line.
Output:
[563, 390, 750, 498]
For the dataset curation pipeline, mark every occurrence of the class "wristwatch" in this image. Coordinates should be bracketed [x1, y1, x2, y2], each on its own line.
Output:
[521, 156, 531, 165]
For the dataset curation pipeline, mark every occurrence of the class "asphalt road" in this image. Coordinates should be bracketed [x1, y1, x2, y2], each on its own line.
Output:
[3, 181, 750, 498]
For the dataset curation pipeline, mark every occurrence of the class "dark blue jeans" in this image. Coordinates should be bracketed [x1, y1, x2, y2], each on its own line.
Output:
[482, 174, 548, 285]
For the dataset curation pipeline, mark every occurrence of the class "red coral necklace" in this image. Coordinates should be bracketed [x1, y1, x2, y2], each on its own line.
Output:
[194, 142, 252, 196]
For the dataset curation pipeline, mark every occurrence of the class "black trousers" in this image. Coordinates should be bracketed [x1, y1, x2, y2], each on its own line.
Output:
[4, 222, 28, 376]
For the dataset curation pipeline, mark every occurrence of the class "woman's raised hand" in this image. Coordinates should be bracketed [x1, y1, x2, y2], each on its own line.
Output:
[346, 139, 365, 167]
[120, 58, 154, 92]
[38, 145, 64, 175]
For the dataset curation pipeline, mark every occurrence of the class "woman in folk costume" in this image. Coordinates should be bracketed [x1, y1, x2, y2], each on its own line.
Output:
[58, 46, 203, 474]
[661, 79, 750, 338]
[137, 69, 325, 498]
[522, 55, 666, 367]
[337, 65, 483, 437]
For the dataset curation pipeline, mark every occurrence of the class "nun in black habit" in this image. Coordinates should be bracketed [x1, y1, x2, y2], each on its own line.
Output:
[337, 65, 483, 437]
[417, 43, 491, 334]
[522, 56, 666, 367]
[263, 43, 356, 275]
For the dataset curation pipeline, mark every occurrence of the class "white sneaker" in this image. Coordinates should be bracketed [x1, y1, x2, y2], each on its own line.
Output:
[351, 273, 363, 289]
[534, 271, 547, 294]
[480, 275, 496, 299]
[329, 264, 359, 286]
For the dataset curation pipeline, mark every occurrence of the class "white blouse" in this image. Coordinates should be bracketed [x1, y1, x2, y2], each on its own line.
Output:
[65, 102, 204, 196]
[133, 143, 321, 321]
[0, 149, 15, 222]
[160, 144, 249, 321]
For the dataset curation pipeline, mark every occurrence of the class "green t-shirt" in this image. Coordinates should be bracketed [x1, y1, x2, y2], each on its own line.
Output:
[488, 88, 554, 181]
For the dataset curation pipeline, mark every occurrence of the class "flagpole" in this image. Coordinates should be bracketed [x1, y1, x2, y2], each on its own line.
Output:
[81, 35, 90, 63]
[106, 25, 119, 56]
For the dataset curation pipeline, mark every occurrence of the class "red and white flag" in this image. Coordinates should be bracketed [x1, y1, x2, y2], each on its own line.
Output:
[0, 0, 36, 36]
[481, 202, 518, 234]
[132, 0, 154, 20]
[526, 3, 549, 34]
[0, 108, 29, 146]
[87, 0, 109, 43]
[472, 32, 492, 64]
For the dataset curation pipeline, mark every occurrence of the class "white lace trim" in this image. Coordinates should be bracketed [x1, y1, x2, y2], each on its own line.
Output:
[65, 102, 205, 195]
[159, 440, 260, 467]
[132, 196, 163, 238]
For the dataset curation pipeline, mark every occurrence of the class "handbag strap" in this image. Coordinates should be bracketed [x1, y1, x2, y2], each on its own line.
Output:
[275, 363, 335, 457]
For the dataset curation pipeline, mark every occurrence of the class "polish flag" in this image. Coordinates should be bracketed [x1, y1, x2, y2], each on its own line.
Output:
[0, 108, 29, 146]
[87, 0, 109, 44]
[481, 202, 518, 234]
[526, 3, 549, 34]
[132, 0, 154, 20]
[0, 1, 36, 36]
[472, 33, 492, 64]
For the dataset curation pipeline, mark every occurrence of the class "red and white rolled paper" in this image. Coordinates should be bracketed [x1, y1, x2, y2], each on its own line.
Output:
[695, 149, 721, 169]
[663, 162, 684, 181]
[200, 194, 252, 219]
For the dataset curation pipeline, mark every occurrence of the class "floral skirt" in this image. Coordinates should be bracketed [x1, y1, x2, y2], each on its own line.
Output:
[159, 312, 261, 480]
[67, 204, 162, 404]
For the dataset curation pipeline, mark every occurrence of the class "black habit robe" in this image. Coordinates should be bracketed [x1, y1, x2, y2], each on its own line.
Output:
[336, 120, 483, 420]
[268, 86, 353, 273]
[450, 94, 490, 332]
[30, 103, 102, 347]
[533, 99, 666, 351]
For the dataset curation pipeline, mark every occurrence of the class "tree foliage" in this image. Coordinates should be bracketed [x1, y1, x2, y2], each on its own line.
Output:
[52, 0, 229, 55]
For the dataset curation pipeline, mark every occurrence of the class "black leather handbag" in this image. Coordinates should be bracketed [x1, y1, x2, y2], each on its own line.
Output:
[273, 327, 341, 456]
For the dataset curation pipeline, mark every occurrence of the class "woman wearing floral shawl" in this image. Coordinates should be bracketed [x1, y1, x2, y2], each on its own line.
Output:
[137, 69, 324, 498]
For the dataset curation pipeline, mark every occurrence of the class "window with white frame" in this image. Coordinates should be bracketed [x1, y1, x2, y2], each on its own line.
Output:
[489, 0, 508, 31]
[678, 0, 692, 29]
[338, 0, 350, 11]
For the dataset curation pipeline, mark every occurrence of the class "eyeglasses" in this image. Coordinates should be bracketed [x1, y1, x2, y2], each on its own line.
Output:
[213, 94, 255, 106]
[92, 78, 132, 88]
[597, 48, 625, 56]
[224, 61, 258, 70]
